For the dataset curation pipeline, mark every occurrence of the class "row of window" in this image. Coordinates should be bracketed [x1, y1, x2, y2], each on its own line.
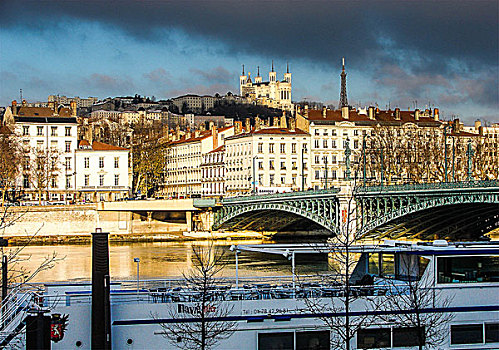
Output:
[84, 174, 120, 187]
[27, 140, 73, 152]
[84, 157, 120, 169]
[313, 139, 360, 149]
[22, 125, 73, 137]
[257, 143, 307, 154]
[356, 323, 498, 349]
[258, 160, 300, 171]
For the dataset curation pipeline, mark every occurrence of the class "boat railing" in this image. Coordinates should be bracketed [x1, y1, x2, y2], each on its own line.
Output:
[40, 280, 415, 306]
[0, 286, 43, 339]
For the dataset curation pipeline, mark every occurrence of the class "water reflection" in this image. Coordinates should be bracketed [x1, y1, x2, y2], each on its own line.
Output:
[8, 241, 331, 283]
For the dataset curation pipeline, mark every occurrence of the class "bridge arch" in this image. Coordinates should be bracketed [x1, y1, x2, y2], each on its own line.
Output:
[213, 199, 339, 234]
[357, 190, 499, 240]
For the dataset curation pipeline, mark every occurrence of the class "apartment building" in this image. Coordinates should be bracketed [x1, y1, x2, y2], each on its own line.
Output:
[200, 145, 225, 198]
[224, 123, 311, 196]
[164, 126, 234, 198]
[4, 100, 78, 201]
[75, 140, 131, 202]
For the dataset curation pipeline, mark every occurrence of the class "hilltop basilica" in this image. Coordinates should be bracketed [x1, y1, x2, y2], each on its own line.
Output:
[239, 61, 293, 112]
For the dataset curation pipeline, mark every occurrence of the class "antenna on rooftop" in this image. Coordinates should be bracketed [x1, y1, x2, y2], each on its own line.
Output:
[20, 89, 23, 101]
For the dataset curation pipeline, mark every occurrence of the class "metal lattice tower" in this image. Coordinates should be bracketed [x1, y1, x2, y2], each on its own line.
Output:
[338, 57, 348, 109]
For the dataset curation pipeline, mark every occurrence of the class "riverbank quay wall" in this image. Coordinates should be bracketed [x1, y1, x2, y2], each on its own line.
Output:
[1, 200, 210, 241]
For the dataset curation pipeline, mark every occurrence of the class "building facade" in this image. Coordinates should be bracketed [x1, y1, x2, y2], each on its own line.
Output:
[4, 100, 79, 202]
[75, 140, 131, 202]
[200, 145, 225, 198]
[48, 95, 98, 108]
[225, 125, 311, 196]
[164, 126, 234, 198]
[239, 63, 293, 111]
[171, 94, 217, 113]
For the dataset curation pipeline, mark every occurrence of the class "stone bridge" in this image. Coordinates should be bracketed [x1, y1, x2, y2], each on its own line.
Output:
[211, 181, 499, 240]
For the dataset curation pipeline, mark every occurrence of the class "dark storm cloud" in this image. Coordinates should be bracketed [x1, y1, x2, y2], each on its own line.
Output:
[189, 66, 234, 84]
[2, 0, 497, 70]
[2, 0, 497, 114]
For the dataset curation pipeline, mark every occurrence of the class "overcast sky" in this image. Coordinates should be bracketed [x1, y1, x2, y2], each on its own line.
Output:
[1, 0, 497, 124]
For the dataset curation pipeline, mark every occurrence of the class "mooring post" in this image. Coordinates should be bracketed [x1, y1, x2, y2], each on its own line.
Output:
[91, 228, 111, 350]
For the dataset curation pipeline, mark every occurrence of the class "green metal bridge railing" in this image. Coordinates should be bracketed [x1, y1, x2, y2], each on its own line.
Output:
[355, 180, 499, 194]
[222, 188, 340, 203]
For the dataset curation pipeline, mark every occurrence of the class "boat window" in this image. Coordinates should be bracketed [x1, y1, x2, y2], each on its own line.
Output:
[451, 324, 483, 345]
[357, 328, 391, 349]
[258, 332, 293, 350]
[368, 253, 379, 275]
[437, 256, 499, 283]
[296, 331, 330, 350]
[486, 323, 499, 343]
[393, 327, 425, 347]
[396, 255, 430, 281]
[381, 254, 395, 277]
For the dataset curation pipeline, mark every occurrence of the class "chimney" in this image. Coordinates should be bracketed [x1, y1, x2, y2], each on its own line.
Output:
[209, 121, 214, 130]
[474, 120, 481, 130]
[280, 111, 287, 128]
[175, 125, 180, 138]
[304, 105, 309, 118]
[11, 100, 17, 115]
[414, 109, 420, 121]
[394, 108, 400, 120]
[235, 121, 242, 134]
[91, 229, 112, 350]
[273, 116, 279, 127]
[289, 116, 296, 132]
[194, 130, 200, 138]
[341, 106, 349, 120]
[322, 106, 327, 118]
[368, 106, 375, 120]
[212, 125, 218, 149]
[48, 101, 55, 111]
[70, 101, 77, 117]
[22, 99, 27, 107]
[433, 108, 439, 121]
[245, 117, 251, 132]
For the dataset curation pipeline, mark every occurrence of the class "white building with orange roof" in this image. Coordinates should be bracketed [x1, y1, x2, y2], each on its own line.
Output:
[164, 125, 234, 198]
[75, 140, 131, 202]
[224, 121, 311, 196]
[200, 145, 226, 198]
[5, 100, 79, 202]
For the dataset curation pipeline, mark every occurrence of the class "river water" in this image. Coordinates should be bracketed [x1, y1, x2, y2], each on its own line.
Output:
[7, 240, 331, 283]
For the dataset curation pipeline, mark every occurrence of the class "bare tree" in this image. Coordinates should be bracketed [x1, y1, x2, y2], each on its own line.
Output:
[0, 206, 64, 289]
[156, 243, 237, 350]
[26, 146, 60, 204]
[370, 256, 455, 349]
[0, 128, 22, 206]
[304, 180, 374, 350]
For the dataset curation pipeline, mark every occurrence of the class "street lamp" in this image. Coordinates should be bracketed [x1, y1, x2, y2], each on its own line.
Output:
[323, 155, 328, 190]
[252, 156, 258, 194]
[229, 245, 240, 288]
[133, 257, 140, 296]
[301, 146, 306, 191]
[443, 124, 450, 182]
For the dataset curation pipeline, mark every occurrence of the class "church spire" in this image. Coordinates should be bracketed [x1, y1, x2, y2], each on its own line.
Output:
[257, 66, 260, 77]
[271, 60, 274, 72]
[338, 57, 348, 109]
[242, 64, 245, 75]
[287, 61, 289, 74]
